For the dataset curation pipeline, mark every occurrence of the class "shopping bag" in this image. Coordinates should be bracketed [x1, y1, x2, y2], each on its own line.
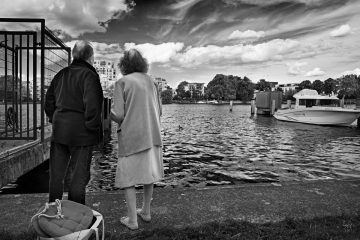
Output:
[31, 199, 104, 240]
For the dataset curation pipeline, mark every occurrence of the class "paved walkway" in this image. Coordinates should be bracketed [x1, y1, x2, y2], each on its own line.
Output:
[0, 179, 359, 236]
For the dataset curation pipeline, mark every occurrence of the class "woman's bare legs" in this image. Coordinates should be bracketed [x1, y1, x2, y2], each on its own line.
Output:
[124, 186, 138, 226]
[141, 183, 153, 216]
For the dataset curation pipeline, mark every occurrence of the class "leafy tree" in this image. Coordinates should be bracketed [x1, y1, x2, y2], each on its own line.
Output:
[236, 76, 255, 102]
[337, 74, 359, 99]
[206, 74, 235, 101]
[283, 89, 296, 101]
[312, 79, 324, 94]
[176, 81, 188, 99]
[255, 79, 271, 91]
[161, 89, 173, 104]
[192, 89, 202, 101]
[323, 78, 337, 95]
[184, 90, 191, 99]
[298, 80, 312, 91]
[173, 94, 180, 100]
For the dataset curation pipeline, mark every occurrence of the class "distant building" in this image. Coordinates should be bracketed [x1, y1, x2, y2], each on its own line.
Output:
[154, 77, 169, 92]
[94, 60, 117, 89]
[276, 83, 299, 92]
[269, 82, 279, 91]
[187, 83, 205, 96]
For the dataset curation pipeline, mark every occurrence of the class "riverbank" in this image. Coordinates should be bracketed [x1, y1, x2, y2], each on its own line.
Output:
[170, 100, 250, 105]
[0, 179, 359, 239]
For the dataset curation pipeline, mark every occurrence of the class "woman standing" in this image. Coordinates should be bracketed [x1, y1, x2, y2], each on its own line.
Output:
[111, 49, 163, 230]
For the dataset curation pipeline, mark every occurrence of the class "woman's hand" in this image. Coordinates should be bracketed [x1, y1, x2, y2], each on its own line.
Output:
[110, 110, 124, 125]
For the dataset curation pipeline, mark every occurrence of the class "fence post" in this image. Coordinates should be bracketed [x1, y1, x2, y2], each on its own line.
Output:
[40, 19, 45, 142]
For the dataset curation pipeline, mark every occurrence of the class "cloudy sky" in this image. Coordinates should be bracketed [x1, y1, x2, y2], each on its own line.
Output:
[1, 0, 360, 88]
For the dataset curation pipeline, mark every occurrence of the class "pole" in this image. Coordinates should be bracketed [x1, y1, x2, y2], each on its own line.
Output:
[251, 100, 255, 115]
[340, 98, 345, 108]
[271, 99, 276, 115]
[287, 100, 291, 109]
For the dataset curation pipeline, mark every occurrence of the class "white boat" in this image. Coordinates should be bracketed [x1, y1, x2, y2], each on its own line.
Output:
[207, 100, 219, 104]
[274, 89, 360, 126]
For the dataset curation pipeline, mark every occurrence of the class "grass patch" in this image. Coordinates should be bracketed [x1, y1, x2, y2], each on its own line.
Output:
[1, 214, 359, 240]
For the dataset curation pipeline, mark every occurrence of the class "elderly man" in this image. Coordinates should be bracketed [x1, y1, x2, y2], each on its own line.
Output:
[45, 40, 103, 205]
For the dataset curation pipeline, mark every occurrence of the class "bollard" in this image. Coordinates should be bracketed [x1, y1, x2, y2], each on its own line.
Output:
[230, 100, 233, 112]
[271, 99, 276, 115]
[287, 100, 291, 109]
[340, 98, 345, 108]
[251, 100, 255, 115]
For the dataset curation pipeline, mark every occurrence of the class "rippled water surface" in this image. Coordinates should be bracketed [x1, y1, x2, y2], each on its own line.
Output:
[88, 104, 360, 191]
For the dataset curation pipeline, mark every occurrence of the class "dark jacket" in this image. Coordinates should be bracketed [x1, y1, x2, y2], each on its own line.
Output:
[45, 59, 104, 146]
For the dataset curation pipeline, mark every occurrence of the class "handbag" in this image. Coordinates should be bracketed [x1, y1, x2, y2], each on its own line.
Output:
[31, 199, 104, 240]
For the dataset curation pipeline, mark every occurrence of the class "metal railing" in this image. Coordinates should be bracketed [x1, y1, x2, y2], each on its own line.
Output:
[0, 18, 71, 141]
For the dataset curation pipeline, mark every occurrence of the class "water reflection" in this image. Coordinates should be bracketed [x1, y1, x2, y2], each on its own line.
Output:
[88, 104, 360, 191]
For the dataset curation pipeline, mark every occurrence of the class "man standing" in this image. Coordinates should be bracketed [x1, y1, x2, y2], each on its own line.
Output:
[45, 40, 103, 205]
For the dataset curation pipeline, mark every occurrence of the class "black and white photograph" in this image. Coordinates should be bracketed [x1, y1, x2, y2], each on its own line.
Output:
[1, 0, 360, 239]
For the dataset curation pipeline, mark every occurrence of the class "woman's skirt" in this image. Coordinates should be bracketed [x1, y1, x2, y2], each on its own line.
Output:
[115, 146, 164, 189]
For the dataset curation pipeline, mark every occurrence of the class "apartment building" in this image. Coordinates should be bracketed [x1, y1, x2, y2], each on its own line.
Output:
[94, 60, 117, 89]
[276, 83, 299, 92]
[187, 82, 205, 96]
[154, 77, 169, 92]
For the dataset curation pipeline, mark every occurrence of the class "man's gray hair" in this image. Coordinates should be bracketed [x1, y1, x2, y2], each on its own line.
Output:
[72, 40, 94, 61]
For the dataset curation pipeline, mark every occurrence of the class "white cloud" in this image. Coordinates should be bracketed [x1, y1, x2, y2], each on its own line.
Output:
[227, 0, 328, 6]
[0, 0, 133, 37]
[286, 61, 308, 75]
[228, 30, 266, 40]
[330, 24, 351, 37]
[124, 42, 184, 63]
[340, 68, 360, 76]
[175, 39, 299, 67]
[305, 67, 325, 77]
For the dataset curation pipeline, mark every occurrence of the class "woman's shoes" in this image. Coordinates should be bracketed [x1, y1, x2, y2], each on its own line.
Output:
[136, 209, 151, 222]
[120, 216, 138, 230]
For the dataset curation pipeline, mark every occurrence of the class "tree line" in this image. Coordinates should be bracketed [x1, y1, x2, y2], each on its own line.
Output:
[280, 75, 360, 101]
[162, 74, 360, 104]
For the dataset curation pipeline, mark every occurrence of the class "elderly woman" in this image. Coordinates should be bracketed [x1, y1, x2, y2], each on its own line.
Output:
[111, 49, 163, 230]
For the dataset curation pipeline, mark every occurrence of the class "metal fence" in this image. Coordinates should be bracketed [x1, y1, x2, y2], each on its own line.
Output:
[0, 18, 71, 141]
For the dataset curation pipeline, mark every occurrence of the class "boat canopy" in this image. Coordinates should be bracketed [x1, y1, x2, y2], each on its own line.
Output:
[293, 89, 339, 100]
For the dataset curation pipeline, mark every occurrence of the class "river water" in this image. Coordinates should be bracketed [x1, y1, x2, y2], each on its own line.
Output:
[87, 104, 360, 192]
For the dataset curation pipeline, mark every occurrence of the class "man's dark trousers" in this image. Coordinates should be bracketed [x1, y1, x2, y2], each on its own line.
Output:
[49, 142, 93, 205]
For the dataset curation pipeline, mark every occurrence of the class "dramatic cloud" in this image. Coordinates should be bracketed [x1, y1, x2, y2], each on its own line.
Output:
[228, 30, 266, 40]
[0, 0, 133, 37]
[340, 68, 360, 76]
[175, 39, 299, 67]
[286, 61, 308, 75]
[124, 42, 184, 64]
[330, 24, 351, 37]
[305, 67, 325, 77]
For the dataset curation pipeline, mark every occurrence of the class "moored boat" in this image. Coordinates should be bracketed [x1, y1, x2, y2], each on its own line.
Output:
[274, 89, 360, 126]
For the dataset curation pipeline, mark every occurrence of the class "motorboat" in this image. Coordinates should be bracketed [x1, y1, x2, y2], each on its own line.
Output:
[273, 89, 360, 126]
[207, 100, 219, 104]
